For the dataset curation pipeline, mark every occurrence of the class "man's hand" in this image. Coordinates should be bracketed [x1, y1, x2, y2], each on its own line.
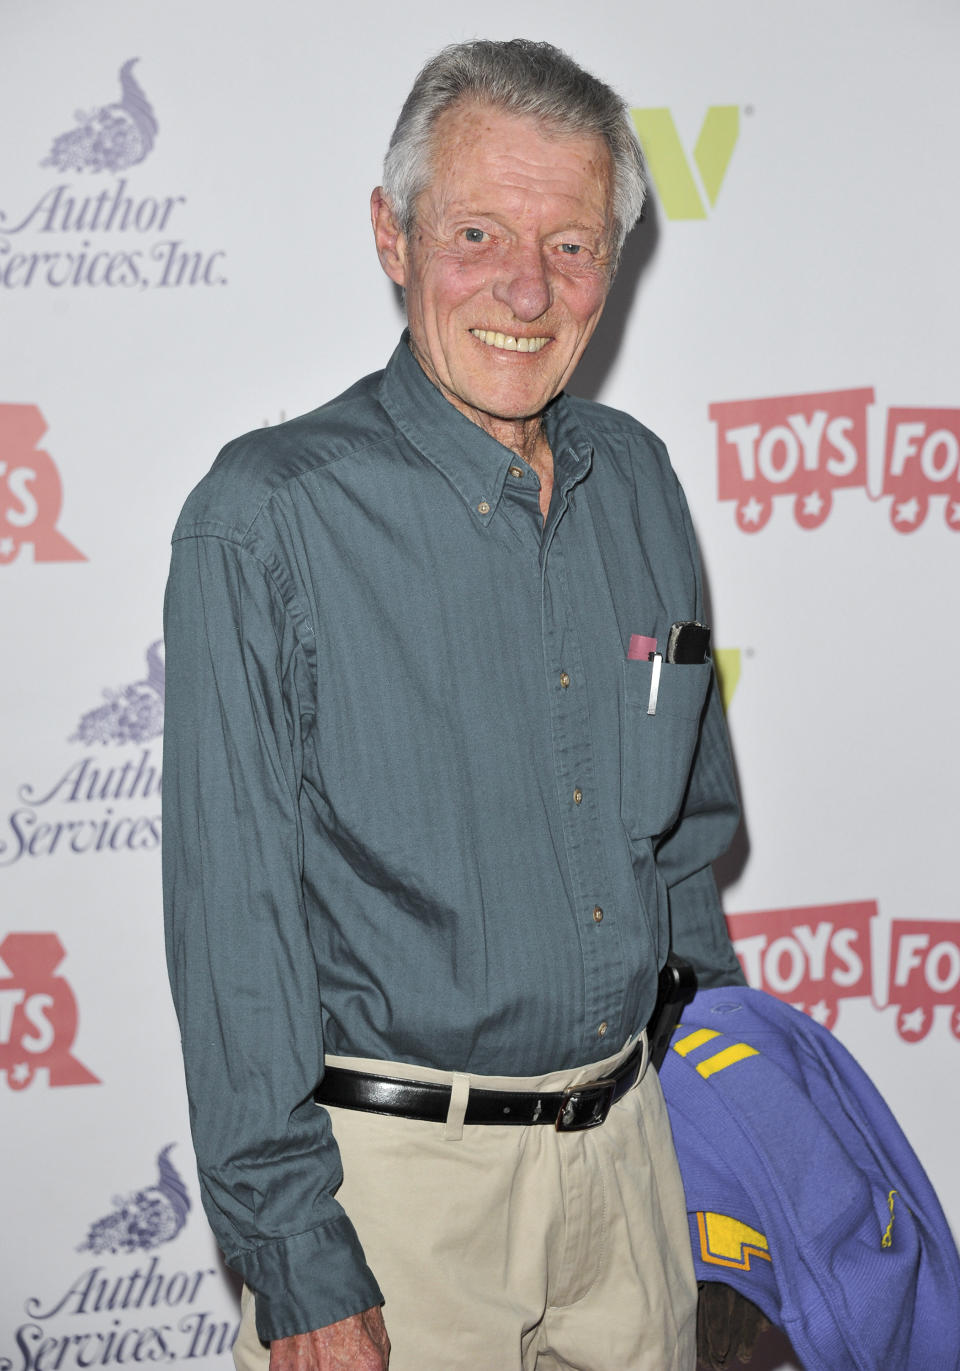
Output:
[269, 1308, 389, 1371]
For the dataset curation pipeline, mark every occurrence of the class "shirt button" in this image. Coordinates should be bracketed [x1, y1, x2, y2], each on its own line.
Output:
[559, 671, 571, 688]
[597, 1021, 608, 1039]
[593, 906, 604, 923]
[477, 501, 491, 515]
[508, 465, 523, 479]
[573, 788, 583, 805]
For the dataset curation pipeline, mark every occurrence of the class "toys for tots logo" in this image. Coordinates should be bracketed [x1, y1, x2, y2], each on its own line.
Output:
[0, 643, 163, 867]
[0, 404, 84, 564]
[0, 60, 227, 292]
[727, 900, 874, 1029]
[709, 388, 871, 533]
[728, 901, 960, 1043]
[0, 933, 98, 1090]
[888, 920, 960, 1043]
[710, 389, 960, 533]
[883, 408, 960, 533]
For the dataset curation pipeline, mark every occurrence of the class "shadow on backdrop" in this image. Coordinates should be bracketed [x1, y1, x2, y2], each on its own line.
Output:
[568, 193, 661, 403]
[701, 551, 751, 896]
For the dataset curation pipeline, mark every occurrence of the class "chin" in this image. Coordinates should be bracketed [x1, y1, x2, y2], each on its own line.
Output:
[465, 374, 559, 417]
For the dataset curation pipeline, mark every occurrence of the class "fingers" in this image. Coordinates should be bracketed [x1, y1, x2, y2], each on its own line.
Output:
[269, 1308, 389, 1371]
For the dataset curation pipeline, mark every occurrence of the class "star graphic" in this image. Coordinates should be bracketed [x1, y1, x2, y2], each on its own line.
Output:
[801, 490, 825, 518]
[10, 1061, 31, 1085]
[949, 502, 960, 528]
[894, 497, 920, 525]
[899, 1006, 926, 1035]
[808, 999, 832, 1026]
[0, 536, 15, 557]
[740, 497, 765, 526]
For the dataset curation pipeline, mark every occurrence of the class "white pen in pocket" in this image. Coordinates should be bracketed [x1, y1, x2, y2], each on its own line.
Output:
[647, 653, 663, 716]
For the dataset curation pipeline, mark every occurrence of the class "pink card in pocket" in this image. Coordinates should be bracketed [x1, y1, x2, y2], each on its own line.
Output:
[628, 634, 657, 661]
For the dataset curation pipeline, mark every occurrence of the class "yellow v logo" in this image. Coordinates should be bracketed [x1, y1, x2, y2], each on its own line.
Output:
[712, 649, 742, 715]
[631, 107, 740, 220]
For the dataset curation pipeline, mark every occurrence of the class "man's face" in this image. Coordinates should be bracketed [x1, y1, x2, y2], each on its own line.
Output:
[373, 102, 615, 433]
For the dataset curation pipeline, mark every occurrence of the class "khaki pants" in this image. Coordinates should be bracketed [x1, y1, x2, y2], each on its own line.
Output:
[235, 1034, 697, 1370]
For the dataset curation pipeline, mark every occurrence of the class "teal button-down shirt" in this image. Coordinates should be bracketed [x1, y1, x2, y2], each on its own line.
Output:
[162, 335, 743, 1339]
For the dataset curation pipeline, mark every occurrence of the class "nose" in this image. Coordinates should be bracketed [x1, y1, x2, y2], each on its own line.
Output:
[491, 242, 552, 321]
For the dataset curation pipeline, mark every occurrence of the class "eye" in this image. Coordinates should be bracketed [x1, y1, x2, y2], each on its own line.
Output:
[559, 243, 583, 255]
[463, 227, 488, 243]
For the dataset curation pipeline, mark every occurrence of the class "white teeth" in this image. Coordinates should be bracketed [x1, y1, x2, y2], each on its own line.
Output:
[470, 329, 549, 354]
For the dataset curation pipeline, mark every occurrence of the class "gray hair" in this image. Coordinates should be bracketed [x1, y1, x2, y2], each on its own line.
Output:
[382, 39, 645, 261]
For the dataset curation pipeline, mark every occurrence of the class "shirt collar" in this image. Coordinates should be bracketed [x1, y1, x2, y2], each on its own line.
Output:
[378, 332, 594, 527]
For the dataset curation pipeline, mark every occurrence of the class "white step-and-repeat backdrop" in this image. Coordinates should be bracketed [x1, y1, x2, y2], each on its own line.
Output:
[3, 3, 956, 1369]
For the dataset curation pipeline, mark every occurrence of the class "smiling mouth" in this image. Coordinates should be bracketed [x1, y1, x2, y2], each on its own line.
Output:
[470, 329, 550, 354]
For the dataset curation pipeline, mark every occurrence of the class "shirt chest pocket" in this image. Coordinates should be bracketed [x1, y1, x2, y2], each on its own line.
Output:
[620, 657, 713, 841]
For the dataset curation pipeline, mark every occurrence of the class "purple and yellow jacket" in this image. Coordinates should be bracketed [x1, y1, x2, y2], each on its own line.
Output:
[660, 987, 960, 1371]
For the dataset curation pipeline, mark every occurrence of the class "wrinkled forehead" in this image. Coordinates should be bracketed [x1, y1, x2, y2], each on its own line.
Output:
[423, 98, 615, 213]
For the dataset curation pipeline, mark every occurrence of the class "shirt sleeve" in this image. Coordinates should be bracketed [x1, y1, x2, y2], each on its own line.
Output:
[656, 479, 746, 989]
[162, 531, 382, 1341]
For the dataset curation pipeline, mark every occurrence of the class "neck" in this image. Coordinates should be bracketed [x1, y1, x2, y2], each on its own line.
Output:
[470, 410, 554, 519]
[406, 338, 555, 510]
[475, 411, 551, 470]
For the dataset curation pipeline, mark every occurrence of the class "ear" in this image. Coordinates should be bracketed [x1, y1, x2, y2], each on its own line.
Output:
[371, 187, 408, 287]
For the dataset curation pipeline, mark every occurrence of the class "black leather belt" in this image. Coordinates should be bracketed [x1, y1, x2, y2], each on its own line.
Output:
[313, 1039, 644, 1133]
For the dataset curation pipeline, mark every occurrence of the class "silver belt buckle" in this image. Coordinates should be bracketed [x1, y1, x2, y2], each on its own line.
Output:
[555, 1074, 617, 1131]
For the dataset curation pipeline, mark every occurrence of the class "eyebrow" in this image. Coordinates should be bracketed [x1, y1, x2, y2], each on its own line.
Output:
[447, 209, 608, 236]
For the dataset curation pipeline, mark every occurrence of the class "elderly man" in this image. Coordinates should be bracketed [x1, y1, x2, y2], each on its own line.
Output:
[163, 38, 744, 1371]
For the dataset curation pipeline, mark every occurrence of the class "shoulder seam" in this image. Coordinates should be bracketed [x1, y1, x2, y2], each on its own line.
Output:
[172, 529, 318, 668]
[186, 428, 396, 545]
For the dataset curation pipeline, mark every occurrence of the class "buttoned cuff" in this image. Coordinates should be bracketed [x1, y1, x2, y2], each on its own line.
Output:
[229, 1216, 383, 1342]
